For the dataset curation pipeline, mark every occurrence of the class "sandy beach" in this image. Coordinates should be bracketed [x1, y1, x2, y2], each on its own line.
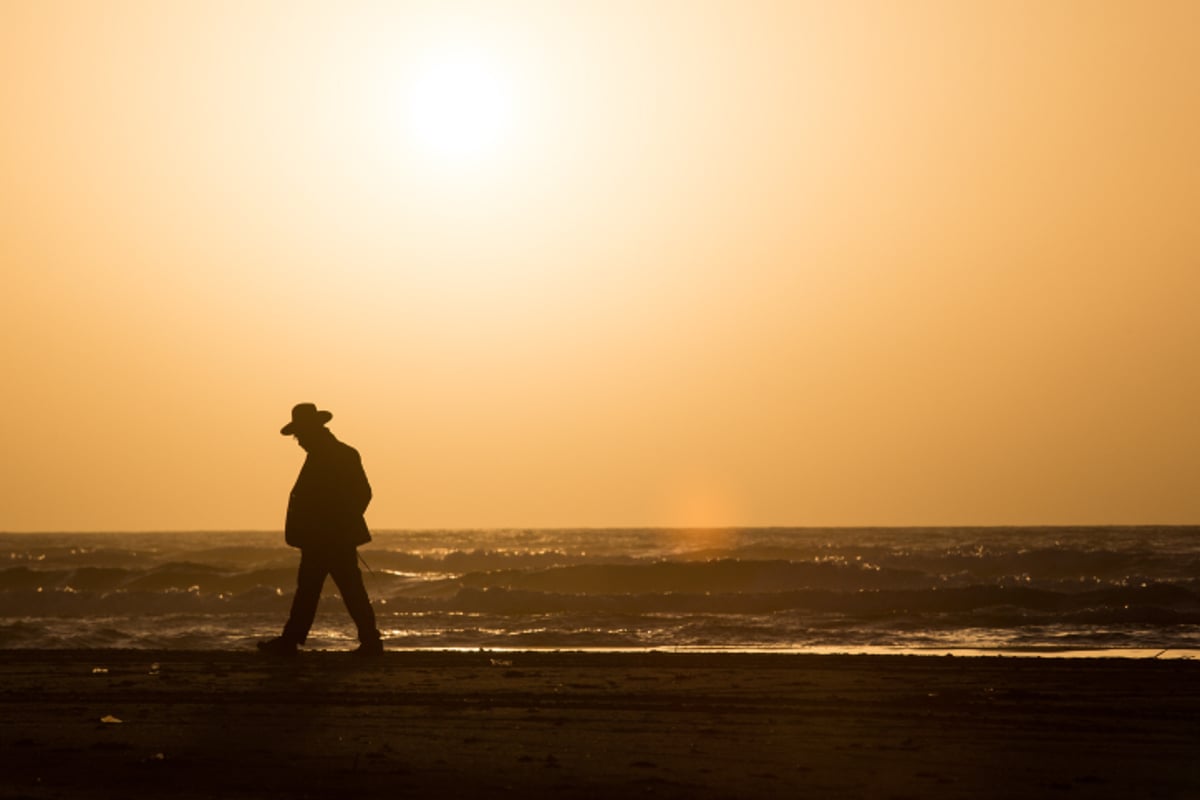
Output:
[1, 650, 1197, 799]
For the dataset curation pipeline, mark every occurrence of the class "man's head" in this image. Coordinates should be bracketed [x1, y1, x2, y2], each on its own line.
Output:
[280, 403, 332, 450]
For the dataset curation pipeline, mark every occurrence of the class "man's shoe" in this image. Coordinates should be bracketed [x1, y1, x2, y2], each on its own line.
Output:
[353, 639, 384, 657]
[257, 636, 299, 656]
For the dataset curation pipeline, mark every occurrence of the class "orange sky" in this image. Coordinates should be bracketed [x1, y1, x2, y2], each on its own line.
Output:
[3, 1, 1198, 532]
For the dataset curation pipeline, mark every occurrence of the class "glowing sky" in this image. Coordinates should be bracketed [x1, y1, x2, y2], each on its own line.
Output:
[3, 1, 1198, 531]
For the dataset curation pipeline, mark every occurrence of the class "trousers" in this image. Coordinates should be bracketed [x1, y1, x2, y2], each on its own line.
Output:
[282, 546, 380, 645]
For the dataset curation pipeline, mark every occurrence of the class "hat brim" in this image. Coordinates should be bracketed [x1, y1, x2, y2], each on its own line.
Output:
[281, 410, 333, 435]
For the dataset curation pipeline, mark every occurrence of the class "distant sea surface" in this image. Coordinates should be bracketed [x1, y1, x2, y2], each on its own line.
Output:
[2, 528, 1198, 656]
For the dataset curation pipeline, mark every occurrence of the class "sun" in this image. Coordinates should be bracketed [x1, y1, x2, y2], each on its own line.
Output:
[406, 47, 515, 165]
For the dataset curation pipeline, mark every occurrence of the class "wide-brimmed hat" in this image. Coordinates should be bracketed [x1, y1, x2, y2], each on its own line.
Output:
[281, 403, 333, 435]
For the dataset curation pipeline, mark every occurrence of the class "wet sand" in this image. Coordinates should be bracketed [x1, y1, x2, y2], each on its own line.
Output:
[1, 650, 1197, 799]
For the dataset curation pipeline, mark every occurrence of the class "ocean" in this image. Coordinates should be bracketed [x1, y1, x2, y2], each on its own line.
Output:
[2, 527, 1198, 656]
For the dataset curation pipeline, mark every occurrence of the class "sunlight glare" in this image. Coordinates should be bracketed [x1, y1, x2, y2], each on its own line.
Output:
[407, 47, 515, 164]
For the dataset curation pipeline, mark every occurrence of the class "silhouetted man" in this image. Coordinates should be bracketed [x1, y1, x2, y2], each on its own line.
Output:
[258, 403, 384, 656]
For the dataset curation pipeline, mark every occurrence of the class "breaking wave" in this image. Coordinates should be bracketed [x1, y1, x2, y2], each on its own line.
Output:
[2, 527, 1199, 652]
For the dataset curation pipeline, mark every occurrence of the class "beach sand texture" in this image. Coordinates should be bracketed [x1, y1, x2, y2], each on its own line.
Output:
[2, 650, 1197, 799]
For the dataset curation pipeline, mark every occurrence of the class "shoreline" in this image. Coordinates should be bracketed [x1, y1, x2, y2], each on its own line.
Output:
[390, 645, 1200, 659]
[2, 649, 1198, 798]
[5, 644, 1197, 659]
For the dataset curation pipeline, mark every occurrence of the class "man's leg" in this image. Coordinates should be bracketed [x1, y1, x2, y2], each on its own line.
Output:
[282, 549, 329, 645]
[328, 548, 381, 645]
